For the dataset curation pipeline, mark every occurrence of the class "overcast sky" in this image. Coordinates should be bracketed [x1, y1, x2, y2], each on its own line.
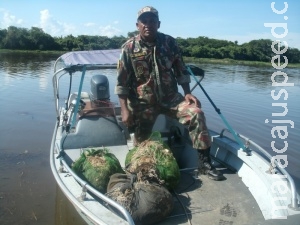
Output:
[1, 0, 299, 49]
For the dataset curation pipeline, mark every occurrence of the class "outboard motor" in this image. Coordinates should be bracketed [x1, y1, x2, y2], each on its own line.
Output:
[90, 75, 110, 100]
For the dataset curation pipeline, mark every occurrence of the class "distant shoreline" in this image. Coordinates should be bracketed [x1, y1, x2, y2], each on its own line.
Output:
[1, 49, 299, 68]
[0, 49, 65, 55]
[184, 56, 300, 68]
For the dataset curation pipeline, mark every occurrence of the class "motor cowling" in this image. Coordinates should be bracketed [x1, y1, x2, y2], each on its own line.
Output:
[90, 75, 110, 100]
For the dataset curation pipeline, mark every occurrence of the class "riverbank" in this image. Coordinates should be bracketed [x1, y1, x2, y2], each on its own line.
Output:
[0, 49, 65, 55]
[184, 56, 300, 68]
[1, 49, 299, 68]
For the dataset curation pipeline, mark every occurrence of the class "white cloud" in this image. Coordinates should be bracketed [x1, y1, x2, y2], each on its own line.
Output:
[39, 9, 76, 37]
[38, 9, 121, 37]
[84, 22, 96, 27]
[0, 8, 23, 27]
[98, 25, 121, 37]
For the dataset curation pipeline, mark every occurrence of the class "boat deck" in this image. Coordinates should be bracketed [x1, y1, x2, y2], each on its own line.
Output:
[160, 166, 300, 225]
[158, 165, 263, 225]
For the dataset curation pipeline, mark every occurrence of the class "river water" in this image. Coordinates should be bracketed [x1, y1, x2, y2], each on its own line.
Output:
[0, 52, 299, 225]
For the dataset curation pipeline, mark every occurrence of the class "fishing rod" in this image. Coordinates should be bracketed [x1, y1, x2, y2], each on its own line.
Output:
[187, 65, 250, 155]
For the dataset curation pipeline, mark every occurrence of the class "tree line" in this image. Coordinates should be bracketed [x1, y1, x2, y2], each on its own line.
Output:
[1, 26, 299, 63]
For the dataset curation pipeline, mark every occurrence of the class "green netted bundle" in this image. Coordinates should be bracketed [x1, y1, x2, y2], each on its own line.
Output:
[72, 148, 124, 193]
[125, 132, 180, 189]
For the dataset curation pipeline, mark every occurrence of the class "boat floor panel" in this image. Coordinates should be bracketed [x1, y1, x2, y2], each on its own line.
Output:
[158, 168, 265, 225]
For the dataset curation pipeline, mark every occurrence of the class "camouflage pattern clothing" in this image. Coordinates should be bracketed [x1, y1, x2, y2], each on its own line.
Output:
[115, 32, 211, 150]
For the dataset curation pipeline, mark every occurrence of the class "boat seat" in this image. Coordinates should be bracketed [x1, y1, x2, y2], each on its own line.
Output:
[61, 116, 127, 149]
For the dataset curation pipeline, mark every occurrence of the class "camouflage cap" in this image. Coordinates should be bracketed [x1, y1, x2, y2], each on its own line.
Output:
[137, 6, 159, 19]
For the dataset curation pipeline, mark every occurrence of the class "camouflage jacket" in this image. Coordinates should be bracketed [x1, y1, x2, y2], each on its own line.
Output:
[115, 32, 191, 108]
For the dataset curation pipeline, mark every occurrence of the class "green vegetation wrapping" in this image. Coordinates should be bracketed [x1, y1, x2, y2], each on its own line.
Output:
[72, 148, 124, 193]
[125, 132, 180, 189]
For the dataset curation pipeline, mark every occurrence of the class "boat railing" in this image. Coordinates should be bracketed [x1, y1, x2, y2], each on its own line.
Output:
[52, 68, 69, 117]
[56, 149, 135, 225]
[219, 128, 299, 210]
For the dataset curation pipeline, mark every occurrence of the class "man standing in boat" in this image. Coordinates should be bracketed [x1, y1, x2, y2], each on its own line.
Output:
[115, 6, 225, 181]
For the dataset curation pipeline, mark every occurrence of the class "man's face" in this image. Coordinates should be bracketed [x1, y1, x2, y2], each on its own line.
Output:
[136, 13, 160, 42]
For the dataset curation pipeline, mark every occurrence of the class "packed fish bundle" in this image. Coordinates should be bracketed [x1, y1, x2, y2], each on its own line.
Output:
[125, 131, 180, 189]
[106, 172, 174, 225]
[72, 148, 124, 193]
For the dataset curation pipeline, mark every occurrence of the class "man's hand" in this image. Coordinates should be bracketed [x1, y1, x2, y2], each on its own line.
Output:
[121, 107, 134, 127]
[185, 93, 201, 108]
[118, 95, 134, 127]
[181, 83, 201, 107]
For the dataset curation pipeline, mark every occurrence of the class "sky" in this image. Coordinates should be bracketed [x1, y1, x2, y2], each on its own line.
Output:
[1, 0, 300, 49]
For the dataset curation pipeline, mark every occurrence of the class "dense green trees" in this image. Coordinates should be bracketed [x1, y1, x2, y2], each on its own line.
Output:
[181, 37, 300, 63]
[1, 26, 299, 63]
[0, 26, 59, 50]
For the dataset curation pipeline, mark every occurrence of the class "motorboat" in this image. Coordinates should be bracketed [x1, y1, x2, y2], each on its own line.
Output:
[50, 50, 300, 225]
